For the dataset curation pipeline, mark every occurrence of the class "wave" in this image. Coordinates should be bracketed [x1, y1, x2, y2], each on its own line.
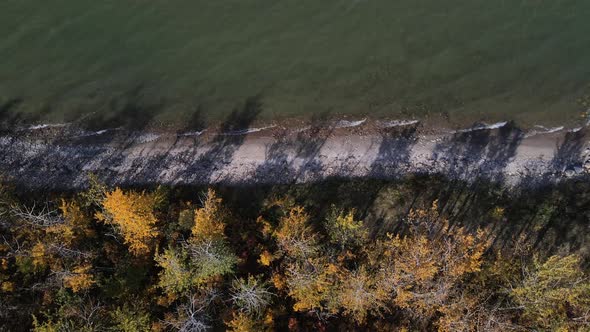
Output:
[134, 133, 161, 143]
[524, 125, 565, 138]
[333, 118, 366, 128]
[452, 121, 508, 134]
[179, 129, 206, 137]
[75, 129, 111, 138]
[27, 123, 69, 130]
[378, 120, 419, 128]
[220, 125, 276, 136]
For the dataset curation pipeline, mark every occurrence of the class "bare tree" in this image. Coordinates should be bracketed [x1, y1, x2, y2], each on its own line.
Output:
[230, 276, 273, 317]
[163, 290, 219, 332]
[10, 201, 63, 227]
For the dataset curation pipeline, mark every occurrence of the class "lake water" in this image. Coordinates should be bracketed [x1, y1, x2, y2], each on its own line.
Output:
[1, 0, 589, 128]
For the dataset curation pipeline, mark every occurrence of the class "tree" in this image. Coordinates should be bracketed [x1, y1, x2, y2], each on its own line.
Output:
[62, 264, 95, 293]
[273, 206, 318, 260]
[162, 290, 218, 332]
[155, 190, 237, 305]
[374, 201, 489, 327]
[155, 246, 193, 298]
[230, 275, 273, 317]
[96, 188, 160, 256]
[186, 239, 237, 285]
[111, 304, 152, 332]
[187, 189, 237, 284]
[192, 189, 227, 241]
[511, 254, 590, 330]
[336, 267, 388, 324]
[284, 258, 337, 313]
[325, 207, 368, 252]
[226, 311, 273, 332]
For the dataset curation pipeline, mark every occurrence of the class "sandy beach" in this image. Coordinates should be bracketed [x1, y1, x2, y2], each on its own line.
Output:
[0, 118, 588, 189]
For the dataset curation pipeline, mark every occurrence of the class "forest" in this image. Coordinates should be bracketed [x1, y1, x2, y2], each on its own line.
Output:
[1, 174, 590, 331]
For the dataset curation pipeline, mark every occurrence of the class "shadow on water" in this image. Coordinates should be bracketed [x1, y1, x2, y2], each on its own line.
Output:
[0, 98, 57, 134]
[0, 85, 167, 189]
[178, 105, 207, 134]
[79, 84, 161, 131]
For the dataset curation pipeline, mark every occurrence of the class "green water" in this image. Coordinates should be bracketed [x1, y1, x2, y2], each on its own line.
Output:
[1, 0, 589, 127]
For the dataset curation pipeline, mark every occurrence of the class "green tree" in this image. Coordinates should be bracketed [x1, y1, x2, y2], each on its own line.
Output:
[511, 254, 590, 330]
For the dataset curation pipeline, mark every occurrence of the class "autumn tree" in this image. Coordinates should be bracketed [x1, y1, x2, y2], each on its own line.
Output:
[162, 289, 218, 332]
[96, 188, 161, 256]
[335, 266, 388, 324]
[373, 201, 489, 328]
[192, 189, 227, 241]
[188, 189, 237, 284]
[226, 311, 274, 332]
[273, 206, 318, 260]
[325, 207, 368, 252]
[156, 189, 237, 303]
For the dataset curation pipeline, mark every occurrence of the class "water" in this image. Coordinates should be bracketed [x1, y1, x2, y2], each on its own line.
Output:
[1, 0, 589, 128]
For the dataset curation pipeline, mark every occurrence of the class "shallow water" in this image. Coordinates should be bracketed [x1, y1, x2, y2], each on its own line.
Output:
[1, 0, 589, 127]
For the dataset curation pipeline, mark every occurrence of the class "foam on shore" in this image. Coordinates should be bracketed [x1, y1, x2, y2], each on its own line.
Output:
[179, 129, 206, 137]
[452, 121, 508, 134]
[333, 118, 366, 128]
[220, 125, 276, 136]
[525, 126, 565, 138]
[378, 120, 420, 128]
[27, 123, 69, 130]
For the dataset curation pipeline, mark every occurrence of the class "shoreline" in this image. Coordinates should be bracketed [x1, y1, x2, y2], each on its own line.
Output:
[12, 113, 589, 138]
[0, 117, 588, 189]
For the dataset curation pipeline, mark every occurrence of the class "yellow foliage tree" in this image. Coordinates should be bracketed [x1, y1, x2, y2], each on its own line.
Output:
[226, 311, 273, 332]
[96, 188, 160, 256]
[31, 242, 48, 269]
[325, 207, 368, 251]
[285, 258, 337, 312]
[63, 264, 95, 293]
[44, 200, 94, 247]
[192, 189, 227, 241]
[273, 206, 318, 259]
[377, 201, 489, 325]
[336, 267, 388, 324]
[258, 250, 273, 267]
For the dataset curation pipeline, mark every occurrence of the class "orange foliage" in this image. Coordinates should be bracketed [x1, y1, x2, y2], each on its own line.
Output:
[96, 188, 160, 256]
[63, 264, 95, 293]
[380, 201, 489, 321]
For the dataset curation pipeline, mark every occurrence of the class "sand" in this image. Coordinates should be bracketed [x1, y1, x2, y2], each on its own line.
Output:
[0, 120, 588, 189]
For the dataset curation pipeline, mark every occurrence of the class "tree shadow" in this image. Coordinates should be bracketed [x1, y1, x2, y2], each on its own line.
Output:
[516, 129, 588, 188]
[369, 125, 419, 179]
[432, 122, 524, 182]
[250, 112, 333, 184]
[173, 94, 263, 184]
[550, 130, 587, 174]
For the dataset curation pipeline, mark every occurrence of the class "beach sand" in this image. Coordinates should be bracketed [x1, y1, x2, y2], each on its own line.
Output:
[0, 119, 588, 189]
